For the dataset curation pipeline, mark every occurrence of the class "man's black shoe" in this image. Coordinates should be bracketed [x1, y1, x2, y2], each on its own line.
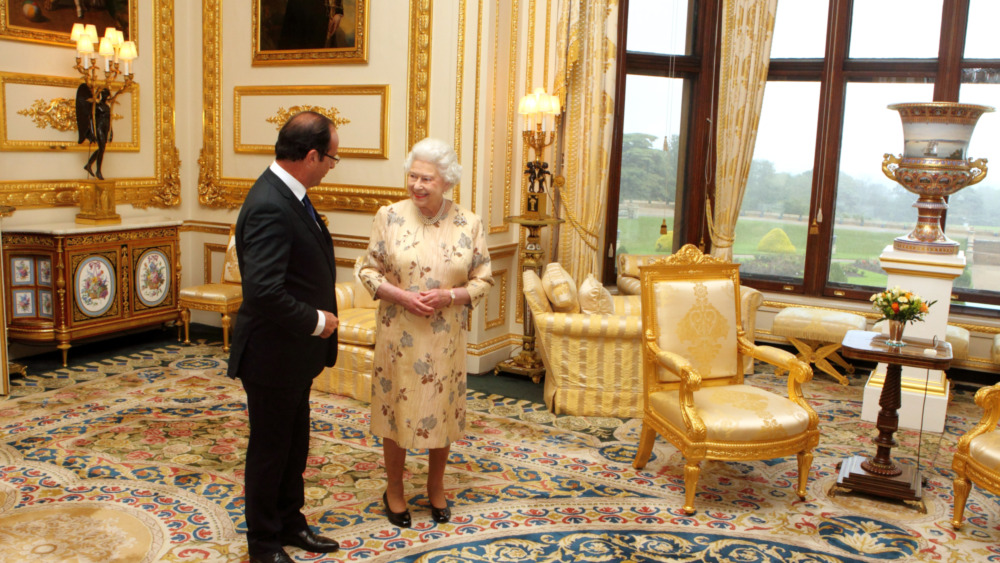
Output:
[281, 528, 340, 553]
[249, 550, 293, 563]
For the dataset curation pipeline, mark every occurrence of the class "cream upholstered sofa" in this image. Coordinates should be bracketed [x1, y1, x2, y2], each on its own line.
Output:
[523, 264, 645, 419]
[311, 259, 378, 402]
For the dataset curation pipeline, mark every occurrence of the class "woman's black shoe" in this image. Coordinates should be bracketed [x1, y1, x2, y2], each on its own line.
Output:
[383, 492, 412, 528]
[430, 502, 451, 524]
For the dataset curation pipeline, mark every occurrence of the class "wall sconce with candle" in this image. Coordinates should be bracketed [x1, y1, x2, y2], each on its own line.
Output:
[517, 87, 562, 220]
[70, 23, 136, 224]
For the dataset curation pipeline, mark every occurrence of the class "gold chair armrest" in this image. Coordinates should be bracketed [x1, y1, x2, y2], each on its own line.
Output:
[645, 338, 705, 435]
[957, 382, 1000, 454]
[741, 339, 816, 419]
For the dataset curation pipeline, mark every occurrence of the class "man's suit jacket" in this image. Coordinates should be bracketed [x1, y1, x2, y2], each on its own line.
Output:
[227, 167, 338, 387]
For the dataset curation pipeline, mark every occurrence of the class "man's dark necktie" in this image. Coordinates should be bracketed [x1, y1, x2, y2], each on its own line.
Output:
[302, 194, 322, 229]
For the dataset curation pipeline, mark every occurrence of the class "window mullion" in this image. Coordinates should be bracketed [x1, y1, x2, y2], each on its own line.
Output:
[804, 0, 851, 297]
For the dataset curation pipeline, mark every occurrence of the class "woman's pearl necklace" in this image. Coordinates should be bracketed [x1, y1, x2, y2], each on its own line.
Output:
[418, 200, 449, 225]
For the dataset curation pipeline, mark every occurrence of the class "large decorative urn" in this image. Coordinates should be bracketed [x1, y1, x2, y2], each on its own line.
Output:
[882, 102, 993, 255]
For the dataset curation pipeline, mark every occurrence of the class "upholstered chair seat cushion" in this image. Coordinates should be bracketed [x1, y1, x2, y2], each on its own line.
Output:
[541, 263, 580, 313]
[649, 384, 812, 442]
[772, 308, 867, 342]
[970, 432, 1000, 470]
[179, 284, 243, 303]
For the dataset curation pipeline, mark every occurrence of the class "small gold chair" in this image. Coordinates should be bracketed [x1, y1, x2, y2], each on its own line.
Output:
[952, 381, 1000, 529]
[632, 244, 820, 515]
[178, 226, 241, 352]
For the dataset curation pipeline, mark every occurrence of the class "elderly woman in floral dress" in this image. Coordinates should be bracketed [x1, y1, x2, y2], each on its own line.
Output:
[358, 137, 493, 527]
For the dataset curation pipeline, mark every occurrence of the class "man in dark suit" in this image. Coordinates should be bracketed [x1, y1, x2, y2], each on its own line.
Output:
[228, 111, 341, 563]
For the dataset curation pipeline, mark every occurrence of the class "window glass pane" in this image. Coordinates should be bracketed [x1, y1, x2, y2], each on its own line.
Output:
[734, 82, 820, 283]
[771, 0, 828, 59]
[616, 75, 685, 259]
[849, 1, 942, 59]
[626, 0, 690, 55]
[829, 82, 934, 290]
[954, 83, 1000, 309]
[965, 0, 1000, 59]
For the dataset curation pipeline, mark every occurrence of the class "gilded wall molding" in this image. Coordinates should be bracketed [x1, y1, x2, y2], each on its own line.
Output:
[470, 0, 484, 215]
[406, 0, 432, 150]
[233, 85, 389, 159]
[0, 0, 179, 209]
[452, 0, 466, 205]
[1, 72, 139, 152]
[486, 268, 508, 329]
[466, 333, 522, 355]
[200, 1, 421, 212]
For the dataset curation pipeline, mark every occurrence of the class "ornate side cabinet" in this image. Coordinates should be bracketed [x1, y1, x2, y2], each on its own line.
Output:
[2, 219, 182, 366]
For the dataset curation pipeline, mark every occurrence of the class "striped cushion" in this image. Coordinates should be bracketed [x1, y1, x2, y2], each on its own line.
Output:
[337, 308, 376, 346]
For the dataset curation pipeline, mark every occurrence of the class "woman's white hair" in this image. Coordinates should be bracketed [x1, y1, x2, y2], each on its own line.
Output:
[403, 137, 463, 187]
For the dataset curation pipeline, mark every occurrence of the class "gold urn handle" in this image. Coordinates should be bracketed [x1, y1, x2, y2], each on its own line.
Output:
[967, 157, 989, 187]
[881, 153, 900, 182]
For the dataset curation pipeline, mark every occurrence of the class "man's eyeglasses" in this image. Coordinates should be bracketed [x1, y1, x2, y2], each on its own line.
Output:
[323, 152, 341, 164]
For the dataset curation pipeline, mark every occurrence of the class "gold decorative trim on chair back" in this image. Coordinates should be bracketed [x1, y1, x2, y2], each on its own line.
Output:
[639, 244, 743, 385]
[222, 226, 241, 284]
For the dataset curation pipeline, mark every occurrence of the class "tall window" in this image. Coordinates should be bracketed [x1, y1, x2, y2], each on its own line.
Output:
[607, 0, 1000, 317]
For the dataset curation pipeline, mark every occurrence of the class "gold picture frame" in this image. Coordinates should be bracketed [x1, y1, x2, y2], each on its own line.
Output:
[0, 0, 137, 47]
[252, 0, 368, 66]
[0, 71, 139, 152]
[201, 0, 431, 211]
[0, 0, 177, 210]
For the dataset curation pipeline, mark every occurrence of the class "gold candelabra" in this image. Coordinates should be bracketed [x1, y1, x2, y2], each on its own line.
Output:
[494, 88, 564, 382]
[70, 23, 136, 224]
[518, 88, 561, 219]
[71, 23, 137, 114]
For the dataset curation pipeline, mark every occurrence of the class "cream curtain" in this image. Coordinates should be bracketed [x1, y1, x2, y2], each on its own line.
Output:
[708, 0, 778, 261]
[553, 0, 618, 282]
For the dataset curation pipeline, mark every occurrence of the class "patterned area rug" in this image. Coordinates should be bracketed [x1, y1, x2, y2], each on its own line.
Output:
[1, 338, 999, 562]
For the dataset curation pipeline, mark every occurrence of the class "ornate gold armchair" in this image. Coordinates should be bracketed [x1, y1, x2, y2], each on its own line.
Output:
[178, 226, 242, 352]
[632, 245, 820, 515]
[952, 382, 1000, 529]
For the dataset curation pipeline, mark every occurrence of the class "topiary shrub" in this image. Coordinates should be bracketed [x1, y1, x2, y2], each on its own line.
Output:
[757, 228, 796, 254]
[654, 232, 673, 253]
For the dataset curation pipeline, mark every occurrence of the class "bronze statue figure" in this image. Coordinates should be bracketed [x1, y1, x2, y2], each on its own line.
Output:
[75, 83, 112, 180]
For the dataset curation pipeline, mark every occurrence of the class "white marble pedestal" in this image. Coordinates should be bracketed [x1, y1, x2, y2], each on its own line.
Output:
[860, 245, 965, 432]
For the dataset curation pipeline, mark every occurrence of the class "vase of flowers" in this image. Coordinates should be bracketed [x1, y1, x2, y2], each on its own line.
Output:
[871, 286, 936, 347]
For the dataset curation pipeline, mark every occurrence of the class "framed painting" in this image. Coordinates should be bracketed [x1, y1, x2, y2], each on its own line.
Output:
[0, 0, 136, 47]
[252, 0, 368, 65]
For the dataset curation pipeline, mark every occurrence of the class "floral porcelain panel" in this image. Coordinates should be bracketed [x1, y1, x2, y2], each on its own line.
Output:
[75, 256, 115, 318]
[135, 249, 170, 307]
